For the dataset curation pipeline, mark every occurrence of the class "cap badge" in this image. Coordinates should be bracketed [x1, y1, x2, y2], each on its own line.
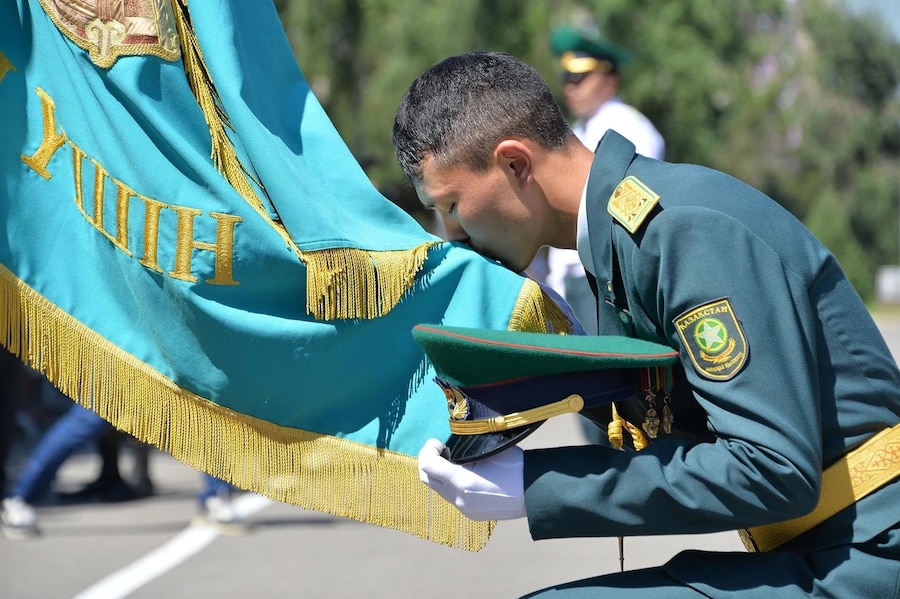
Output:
[436, 378, 469, 421]
[674, 298, 748, 380]
[608, 176, 660, 234]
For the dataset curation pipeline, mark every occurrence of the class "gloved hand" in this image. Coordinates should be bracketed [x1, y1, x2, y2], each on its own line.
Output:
[417, 438, 525, 521]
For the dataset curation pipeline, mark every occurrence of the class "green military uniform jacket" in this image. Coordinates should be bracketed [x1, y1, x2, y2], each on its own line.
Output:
[522, 131, 900, 596]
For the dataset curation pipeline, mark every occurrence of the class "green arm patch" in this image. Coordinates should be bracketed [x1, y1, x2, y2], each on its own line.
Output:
[674, 298, 749, 381]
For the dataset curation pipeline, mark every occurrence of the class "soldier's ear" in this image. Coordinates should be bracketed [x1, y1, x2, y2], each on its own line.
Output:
[495, 139, 532, 185]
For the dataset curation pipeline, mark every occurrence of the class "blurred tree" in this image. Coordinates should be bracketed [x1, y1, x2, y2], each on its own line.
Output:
[805, 189, 875, 300]
[275, 0, 900, 301]
[277, 1, 562, 188]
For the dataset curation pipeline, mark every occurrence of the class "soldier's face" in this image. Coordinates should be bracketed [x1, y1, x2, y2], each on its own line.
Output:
[564, 69, 617, 119]
[414, 156, 544, 273]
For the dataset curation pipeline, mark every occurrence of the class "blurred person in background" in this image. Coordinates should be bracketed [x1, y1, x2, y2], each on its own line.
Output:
[0, 348, 20, 500]
[0, 398, 146, 540]
[553, 25, 664, 159]
[1, 384, 243, 539]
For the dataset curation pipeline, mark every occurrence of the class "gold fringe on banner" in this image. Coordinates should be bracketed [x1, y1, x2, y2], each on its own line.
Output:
[0, 263, 493, 551]
[302, 243, 436, 321]
[508, 278, 574, 334]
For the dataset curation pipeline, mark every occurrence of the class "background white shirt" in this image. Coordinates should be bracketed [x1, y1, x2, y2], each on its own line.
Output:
[572, 96, 664, 159]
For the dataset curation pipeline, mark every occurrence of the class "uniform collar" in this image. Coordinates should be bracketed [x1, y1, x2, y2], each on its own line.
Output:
[585, 131, 637, 337]
[585, 129, 638, 265]
[576, 181, 594, 275]
[577, 129, 635, 277]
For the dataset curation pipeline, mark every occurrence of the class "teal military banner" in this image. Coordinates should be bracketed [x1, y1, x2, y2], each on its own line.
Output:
[0, 0, 569, 550]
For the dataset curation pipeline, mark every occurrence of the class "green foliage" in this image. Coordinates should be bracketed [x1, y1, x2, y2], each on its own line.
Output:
[275, 0, 900, 301]
[805, 190, 874, 300]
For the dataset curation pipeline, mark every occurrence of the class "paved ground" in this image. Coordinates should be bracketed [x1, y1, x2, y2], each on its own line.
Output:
[0, 419, 745, 599]
[3, 316, 900, 599]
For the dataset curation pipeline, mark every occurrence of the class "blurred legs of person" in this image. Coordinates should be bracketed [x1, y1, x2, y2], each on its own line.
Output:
[63, 430, 154, 501]
[2, 402, 116, 540]
[0, 496, 38, 541]
[0, 350, 23, 539]
[0, 349, 19, 500]
[193, 472, 248, 534]
[128, 440, 154, 498]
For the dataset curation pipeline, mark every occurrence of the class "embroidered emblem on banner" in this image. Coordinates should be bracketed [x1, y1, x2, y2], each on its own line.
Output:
[674, 298, 748, 381]
[0, 51, 16, 84]
[38, 0, 180, 68]
[437, 378, 470, 421]
[608, 176, 660, 234]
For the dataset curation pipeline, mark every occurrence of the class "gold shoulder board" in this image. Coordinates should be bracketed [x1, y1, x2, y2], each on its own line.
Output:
[607, 176, 660, 234]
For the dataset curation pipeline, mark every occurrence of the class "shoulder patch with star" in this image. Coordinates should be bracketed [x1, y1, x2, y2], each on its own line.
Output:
[607, 175, 660, 233]
[673, 298, 748, 380]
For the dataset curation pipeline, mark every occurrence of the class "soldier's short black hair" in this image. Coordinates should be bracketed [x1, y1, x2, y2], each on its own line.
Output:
[392, 51, 574, 183]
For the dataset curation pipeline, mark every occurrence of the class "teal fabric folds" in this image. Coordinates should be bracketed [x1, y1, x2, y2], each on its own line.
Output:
[0, 0, 569, 549]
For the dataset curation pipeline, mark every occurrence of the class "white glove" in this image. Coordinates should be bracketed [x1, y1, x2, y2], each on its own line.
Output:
[417, 438, 525, 521]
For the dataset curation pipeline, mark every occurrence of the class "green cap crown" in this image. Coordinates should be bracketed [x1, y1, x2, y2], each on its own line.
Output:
[550, 26, 633, 71]
[412, 324, 678, 388]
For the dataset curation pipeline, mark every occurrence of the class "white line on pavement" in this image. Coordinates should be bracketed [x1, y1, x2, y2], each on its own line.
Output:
[73, 493, 273, 599]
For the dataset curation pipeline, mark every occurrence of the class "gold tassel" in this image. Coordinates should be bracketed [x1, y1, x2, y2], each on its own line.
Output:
[303, 247, 577, 324]
[608, 403, 624, 449]
[607, 403, 650, 451]
[0, 263, 491, 551]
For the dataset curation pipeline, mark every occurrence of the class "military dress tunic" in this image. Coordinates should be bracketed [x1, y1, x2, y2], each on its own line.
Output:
[521, 131, 900, 597]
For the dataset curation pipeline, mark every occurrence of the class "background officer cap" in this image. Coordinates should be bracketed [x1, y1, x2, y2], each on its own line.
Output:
[412, 324, 678, 463]
[551, 25, 633, 74]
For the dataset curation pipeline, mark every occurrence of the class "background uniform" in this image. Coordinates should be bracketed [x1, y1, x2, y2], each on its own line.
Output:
[571, 94, 664, 159]
[522, 131, 900, 597]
